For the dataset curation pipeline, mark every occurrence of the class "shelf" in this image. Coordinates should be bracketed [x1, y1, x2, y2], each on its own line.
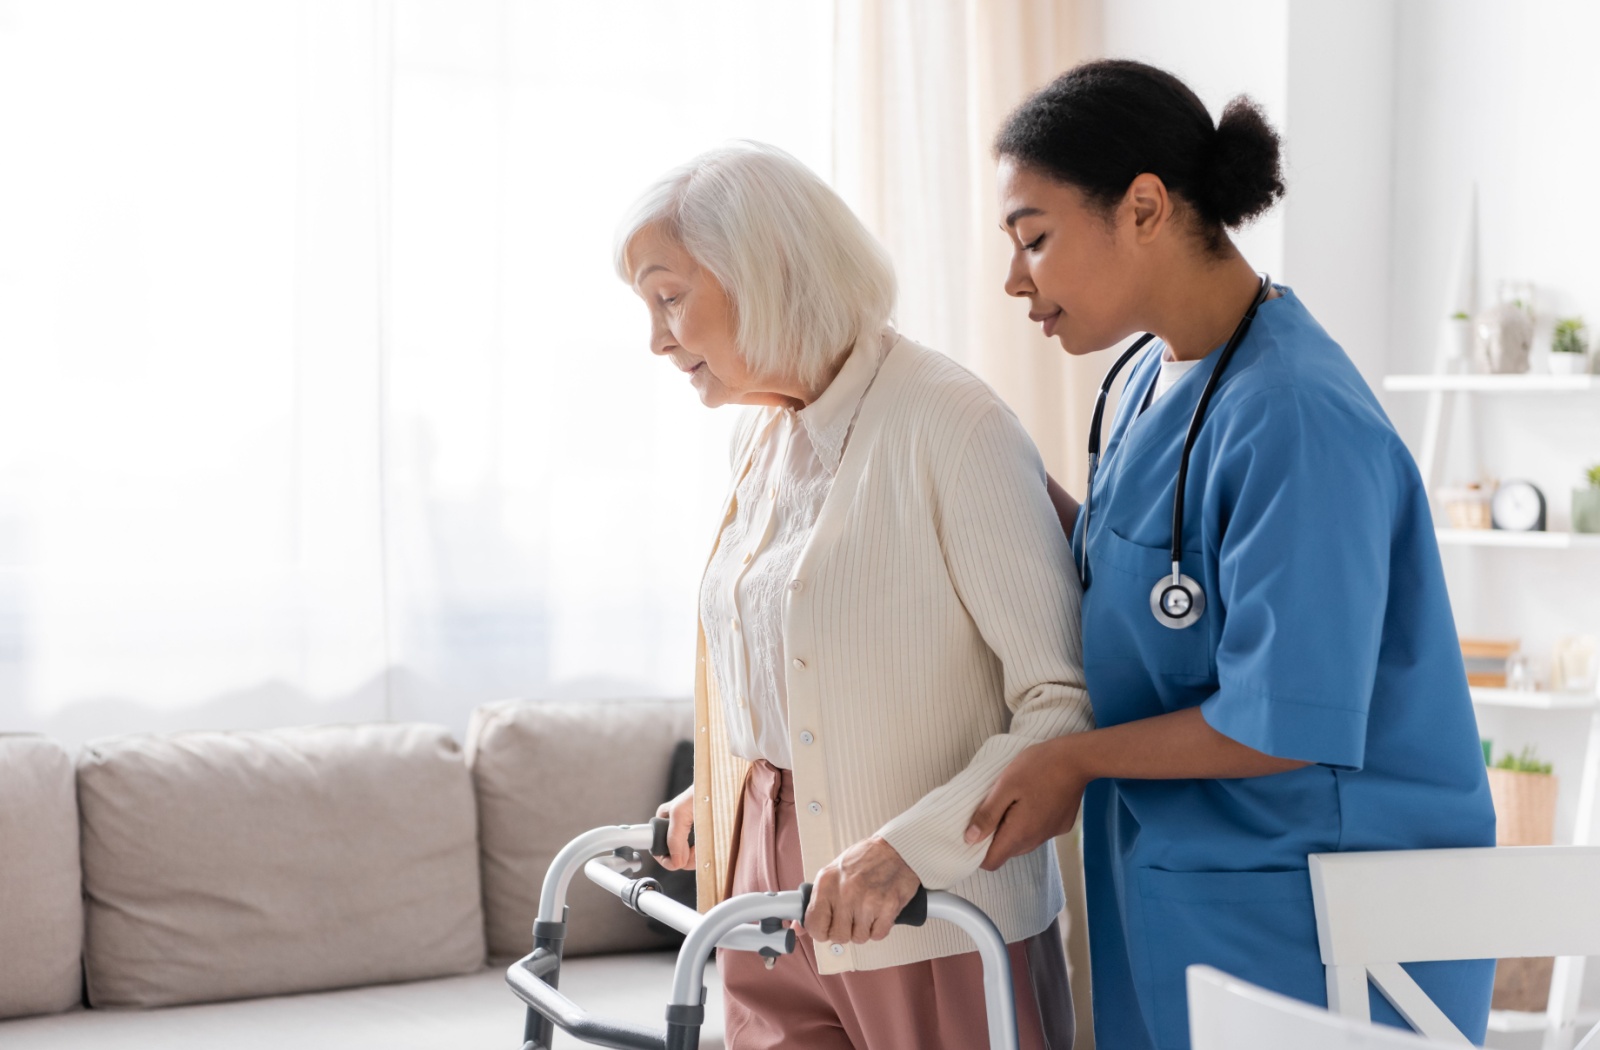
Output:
[1487, 1009, 1550, 1033]
[1471, 687, 1598, 711]
[1487, 1008, 1600, 1035]
[1436, 528, 1600, 550]
[1384, 373, 1598, 392]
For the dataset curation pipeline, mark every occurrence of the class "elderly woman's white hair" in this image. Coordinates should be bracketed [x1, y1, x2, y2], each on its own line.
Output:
[614, 141, 897, 390]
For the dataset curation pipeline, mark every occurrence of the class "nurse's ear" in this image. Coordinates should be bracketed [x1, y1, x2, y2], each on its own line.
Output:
[1122, 172, 1175, 246]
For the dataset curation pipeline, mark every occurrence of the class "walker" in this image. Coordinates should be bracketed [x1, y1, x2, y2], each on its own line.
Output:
[506, 818, 1022, 1050]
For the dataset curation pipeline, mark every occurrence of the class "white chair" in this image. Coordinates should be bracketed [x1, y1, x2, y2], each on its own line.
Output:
[1310, 846, 1600, 1048]
[1188, 965, 1449, 1050]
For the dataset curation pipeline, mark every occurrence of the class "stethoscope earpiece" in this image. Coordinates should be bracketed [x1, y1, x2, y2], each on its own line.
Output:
[1079, 274, 1272, 631]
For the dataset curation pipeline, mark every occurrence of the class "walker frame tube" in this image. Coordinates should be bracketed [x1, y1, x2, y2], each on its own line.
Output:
[507, 823, 1021, 1050]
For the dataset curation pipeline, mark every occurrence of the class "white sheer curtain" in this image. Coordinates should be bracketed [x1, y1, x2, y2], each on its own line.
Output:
[0, 1, 834, 746]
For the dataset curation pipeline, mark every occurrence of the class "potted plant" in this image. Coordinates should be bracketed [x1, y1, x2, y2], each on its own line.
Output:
[1551, 316, 1589, 375]
[1575, 464, 1600, 535]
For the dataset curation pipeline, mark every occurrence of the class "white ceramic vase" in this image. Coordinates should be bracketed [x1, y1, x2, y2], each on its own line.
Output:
[1475, 301, 1534, 374]
[1441, 317, 1477, 372]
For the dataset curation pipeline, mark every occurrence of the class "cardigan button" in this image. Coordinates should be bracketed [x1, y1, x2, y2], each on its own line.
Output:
[799, 731, 814, 746]
[831, 944, 844, 956]
[789, 579, 803, 592]
[792, 658, 806, 671]
[808, 801, 823, 815]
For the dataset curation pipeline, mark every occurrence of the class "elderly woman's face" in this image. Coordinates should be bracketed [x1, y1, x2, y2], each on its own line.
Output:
[627, 224, 780, 409]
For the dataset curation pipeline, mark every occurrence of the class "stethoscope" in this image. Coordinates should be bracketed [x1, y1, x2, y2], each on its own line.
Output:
[1077, 273, 1273, 630]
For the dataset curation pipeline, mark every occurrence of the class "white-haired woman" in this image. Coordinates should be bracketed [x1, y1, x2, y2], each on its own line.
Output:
[620, 142, 1087, 1050]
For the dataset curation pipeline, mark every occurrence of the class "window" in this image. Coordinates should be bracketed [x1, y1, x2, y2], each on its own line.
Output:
[0, 1, 835, 744]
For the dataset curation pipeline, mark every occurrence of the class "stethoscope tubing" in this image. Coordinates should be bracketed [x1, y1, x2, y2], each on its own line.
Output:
[1077, 274, 1274, 626]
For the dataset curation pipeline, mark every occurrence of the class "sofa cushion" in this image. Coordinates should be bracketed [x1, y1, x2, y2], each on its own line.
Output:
[0, 735, 84, 1020]
[78, 723, 485, 1008]
[0, 957, 727, 1050]
[468, 699, 693, 959]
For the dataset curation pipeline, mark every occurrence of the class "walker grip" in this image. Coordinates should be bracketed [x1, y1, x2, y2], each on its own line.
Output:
[649, 817, 694, 861]
[796, 882, 929, 928]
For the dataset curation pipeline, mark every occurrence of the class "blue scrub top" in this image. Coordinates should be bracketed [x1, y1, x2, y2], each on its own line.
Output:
[1070, 288, 1496, 1050]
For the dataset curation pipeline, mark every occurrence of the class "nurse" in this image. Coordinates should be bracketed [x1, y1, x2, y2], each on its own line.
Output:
[963, 60, 1497, 1049]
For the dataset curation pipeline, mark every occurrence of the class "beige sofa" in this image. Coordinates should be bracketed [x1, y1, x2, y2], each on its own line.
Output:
[0, 699, 724, 1050]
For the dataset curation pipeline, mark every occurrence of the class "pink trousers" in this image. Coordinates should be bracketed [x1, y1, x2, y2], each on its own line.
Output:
[718, 760, 1075, 1050]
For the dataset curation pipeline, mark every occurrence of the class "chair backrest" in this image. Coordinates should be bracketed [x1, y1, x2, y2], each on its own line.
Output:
[1187, 965, 1448, 1050]
[1310, 846, 1600, 1042]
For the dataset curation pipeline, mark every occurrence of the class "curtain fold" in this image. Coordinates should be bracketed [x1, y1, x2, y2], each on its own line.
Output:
[832, 0, 1102, 492]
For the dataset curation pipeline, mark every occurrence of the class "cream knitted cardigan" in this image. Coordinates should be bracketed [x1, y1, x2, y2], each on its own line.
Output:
[691, 332, 1094, 975]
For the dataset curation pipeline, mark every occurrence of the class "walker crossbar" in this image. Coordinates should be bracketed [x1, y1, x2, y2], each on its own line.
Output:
[506, 822, 1022, 1050]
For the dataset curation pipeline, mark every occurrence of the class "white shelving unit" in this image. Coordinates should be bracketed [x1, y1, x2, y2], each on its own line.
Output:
[1437, 529, 1600, 551]
[1382, 372, 1600, 496]
[1388, 371, 1600, 1045]
[1383, 374, 1598, 394]
[1472, 687, 1600, 712]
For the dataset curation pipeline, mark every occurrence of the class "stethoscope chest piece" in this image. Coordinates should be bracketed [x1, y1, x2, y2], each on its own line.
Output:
[1150, 569, 1205, 630]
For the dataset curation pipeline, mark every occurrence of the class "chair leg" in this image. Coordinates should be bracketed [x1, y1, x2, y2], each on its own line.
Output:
[1326, 964, 1371, 1023]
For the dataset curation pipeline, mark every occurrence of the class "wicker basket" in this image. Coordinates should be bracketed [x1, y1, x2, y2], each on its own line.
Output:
[1486, 766, 1561, 1012]
[1487, 767, 1559, 847]
[1493, 956, 1555, 1013]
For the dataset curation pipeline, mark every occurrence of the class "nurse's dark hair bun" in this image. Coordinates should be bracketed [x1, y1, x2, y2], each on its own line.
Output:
[1207, 96, 1285, 229]
[995, 59, 1285, 253]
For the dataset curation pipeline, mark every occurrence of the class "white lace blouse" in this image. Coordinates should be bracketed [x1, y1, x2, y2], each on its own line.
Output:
[698, 333, 886, 769]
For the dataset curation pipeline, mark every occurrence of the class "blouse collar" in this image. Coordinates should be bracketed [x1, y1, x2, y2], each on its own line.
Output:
[795, 327, 893, 475]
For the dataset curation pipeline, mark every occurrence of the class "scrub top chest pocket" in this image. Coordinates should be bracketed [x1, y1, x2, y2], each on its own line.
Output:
[1082, 527, 1216, 690]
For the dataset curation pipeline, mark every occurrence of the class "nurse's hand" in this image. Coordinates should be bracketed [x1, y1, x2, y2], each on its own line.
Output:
[964, 737, 1087, 872]
[803, 835, 921, 945]
[653, 785, 697, 871]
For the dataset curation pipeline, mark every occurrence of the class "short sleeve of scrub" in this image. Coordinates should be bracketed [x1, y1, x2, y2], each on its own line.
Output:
[1199, 389, 1397, 771]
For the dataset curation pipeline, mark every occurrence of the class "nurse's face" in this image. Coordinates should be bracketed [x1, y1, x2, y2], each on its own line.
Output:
[997, 158, 1147, 357]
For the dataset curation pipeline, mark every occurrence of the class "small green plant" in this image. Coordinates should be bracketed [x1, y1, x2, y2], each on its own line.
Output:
[1482, 738, 1494, 765]
[1490, 744, 1553, 775]
[1587, 463, 1600, 489]
[1450, 310, 1470, 322]
[1553, 316, 1588, 355]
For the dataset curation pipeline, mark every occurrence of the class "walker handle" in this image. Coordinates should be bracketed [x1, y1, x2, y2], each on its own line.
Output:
[797, 881, 929, 928]
[648, 816, 693, 860]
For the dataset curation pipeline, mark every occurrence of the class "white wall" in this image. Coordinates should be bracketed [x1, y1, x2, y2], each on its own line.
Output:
[1282, 0, 1397, 384]
[1099, 0, 1290, 279]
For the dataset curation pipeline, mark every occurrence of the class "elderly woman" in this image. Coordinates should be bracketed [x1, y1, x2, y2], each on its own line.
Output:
[617, 142, 1088, 1050]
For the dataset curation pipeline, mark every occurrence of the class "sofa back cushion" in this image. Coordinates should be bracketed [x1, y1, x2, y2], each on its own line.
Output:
[468, 699, 692, 960]
[0, 735, 84, 1019]
[78, 723, 485, 1008]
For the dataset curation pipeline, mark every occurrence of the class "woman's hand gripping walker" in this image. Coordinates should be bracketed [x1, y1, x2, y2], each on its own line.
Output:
[505, 818, 1022, 1050]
